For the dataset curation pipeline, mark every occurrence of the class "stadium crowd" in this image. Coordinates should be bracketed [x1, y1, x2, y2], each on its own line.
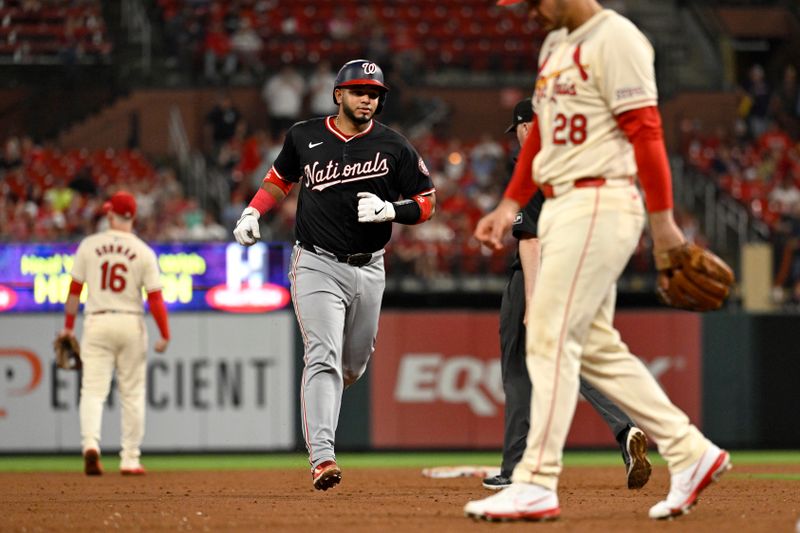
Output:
[155, 0, 542, 84]
[681, 63, 800, 304]
[0, 0, 111, 65]
[0, 137, 227, 243]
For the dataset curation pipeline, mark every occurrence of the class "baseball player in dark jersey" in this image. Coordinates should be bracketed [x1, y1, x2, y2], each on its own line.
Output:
[481, 98, 651, 491]
[233, 59, 436, 491]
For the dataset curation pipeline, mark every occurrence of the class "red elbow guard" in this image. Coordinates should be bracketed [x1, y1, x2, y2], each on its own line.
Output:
[263, 167, 294, 196]
[412, 193, 434, 223]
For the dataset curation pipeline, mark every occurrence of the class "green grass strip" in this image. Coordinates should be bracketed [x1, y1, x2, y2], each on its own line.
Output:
[0, 450, 798, 473]
[728, 450, 800, 464]
[738, 473, 800, 481]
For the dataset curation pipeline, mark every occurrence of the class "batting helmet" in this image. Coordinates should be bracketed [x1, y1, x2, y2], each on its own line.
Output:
[332, 59, 389, 114]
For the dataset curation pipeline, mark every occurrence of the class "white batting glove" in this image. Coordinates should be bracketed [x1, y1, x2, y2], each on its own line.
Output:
[233, 207, 261, 246]
[357, 192, 395, 223]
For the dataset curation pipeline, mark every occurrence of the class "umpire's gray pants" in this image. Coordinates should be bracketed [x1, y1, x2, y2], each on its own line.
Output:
[289, 244, 385, 469]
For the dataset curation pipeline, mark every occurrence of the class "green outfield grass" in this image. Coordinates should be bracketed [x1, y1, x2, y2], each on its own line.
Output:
[0, 450, 799, 473]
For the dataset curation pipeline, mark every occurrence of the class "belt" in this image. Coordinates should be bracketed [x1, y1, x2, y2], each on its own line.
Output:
[540, 176, 634, 199]
[89, 310, 143, 315]
[298, 242, 374, 268]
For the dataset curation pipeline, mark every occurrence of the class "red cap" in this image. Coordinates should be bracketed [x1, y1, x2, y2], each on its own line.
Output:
[497, 0, 525, 5]
[103, 191, 137, 218]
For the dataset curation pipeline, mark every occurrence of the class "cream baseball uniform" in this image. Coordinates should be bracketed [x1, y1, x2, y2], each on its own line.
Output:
[512, 10, 710, 490]
[71, 229, 162, 464]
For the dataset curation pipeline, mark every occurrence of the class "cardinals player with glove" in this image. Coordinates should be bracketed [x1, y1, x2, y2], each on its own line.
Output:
[655, 243, 734, 311]
[54, 333, 82, 370]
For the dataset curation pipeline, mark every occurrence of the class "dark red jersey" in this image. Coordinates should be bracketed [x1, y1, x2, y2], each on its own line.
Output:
[272, 116, 435, 255]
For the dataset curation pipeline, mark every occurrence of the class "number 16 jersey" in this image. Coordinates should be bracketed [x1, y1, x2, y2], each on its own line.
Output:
[71, 229, 162, 314]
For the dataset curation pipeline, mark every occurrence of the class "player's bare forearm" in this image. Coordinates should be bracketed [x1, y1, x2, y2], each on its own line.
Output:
[519, 236, 540, 308]
[261, 181, 288, 203]
[154, 338, 168, 353]
[648, 210, 685, 254]
[64, 293, 80, 319]
[474, 199, 520, 251]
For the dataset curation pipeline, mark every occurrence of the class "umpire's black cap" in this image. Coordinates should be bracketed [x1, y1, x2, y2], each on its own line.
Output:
[505, 98, 534, 133]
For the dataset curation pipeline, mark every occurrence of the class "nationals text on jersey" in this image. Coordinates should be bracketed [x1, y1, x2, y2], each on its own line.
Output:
[304, 152, 390, 191]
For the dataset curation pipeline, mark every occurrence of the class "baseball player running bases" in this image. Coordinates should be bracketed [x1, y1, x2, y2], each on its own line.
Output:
[59, 191, 170, 476]
[466, 0, 730, 521]
[234, 59, 436, 491]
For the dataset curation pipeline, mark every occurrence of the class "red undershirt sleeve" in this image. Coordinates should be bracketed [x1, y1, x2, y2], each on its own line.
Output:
[147, 290, 170, 340]
[615, 106, 673, 212]
[64, 279, 83, 329]
[503, 116, 541, 206]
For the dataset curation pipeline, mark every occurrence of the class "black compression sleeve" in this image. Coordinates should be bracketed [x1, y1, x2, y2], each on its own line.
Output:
[392, 199, 422, 225]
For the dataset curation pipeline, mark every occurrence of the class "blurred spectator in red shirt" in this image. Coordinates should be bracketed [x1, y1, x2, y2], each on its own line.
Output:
[203, 20, 236, 83]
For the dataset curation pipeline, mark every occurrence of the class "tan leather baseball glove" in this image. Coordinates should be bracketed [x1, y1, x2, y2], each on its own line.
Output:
[655, 243, 735, 312]
[54, 335, 82, 370]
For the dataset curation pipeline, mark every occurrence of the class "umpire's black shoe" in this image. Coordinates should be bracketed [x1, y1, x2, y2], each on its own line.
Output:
[482, 474, 512, 491]
[622, 427, 652, 489]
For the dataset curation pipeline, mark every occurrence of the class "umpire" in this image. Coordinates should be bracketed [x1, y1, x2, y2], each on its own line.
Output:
[482, 99, 651, 490]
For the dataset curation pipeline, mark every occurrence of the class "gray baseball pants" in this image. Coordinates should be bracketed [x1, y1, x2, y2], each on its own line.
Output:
[289, 244, 385, 469]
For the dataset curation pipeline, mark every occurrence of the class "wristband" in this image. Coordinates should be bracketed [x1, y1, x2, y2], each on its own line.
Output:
[392, 193, 434, 225]
[248, 187, 277, 216]
[392, 200, 422, 224]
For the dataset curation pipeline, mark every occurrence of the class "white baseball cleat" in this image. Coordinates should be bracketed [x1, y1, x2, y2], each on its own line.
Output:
[649, 443, 732, 520]
[120, 459, 146, 476]
[464, 482, 560, 522]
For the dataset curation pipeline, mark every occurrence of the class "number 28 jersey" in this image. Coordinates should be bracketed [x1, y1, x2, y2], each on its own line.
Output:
[272, 116, 435, 255]
[532, 9, 658, 186]
[71, 229, 162, 314]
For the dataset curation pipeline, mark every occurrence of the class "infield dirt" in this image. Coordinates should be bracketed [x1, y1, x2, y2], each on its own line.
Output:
[1, 464, 798, 532]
